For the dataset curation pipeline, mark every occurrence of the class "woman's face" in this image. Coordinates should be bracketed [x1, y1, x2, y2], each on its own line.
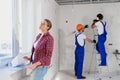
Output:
[39, 20, 49, 32]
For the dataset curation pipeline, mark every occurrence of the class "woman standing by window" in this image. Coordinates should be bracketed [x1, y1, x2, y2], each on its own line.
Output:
[24, 19, 54, 80]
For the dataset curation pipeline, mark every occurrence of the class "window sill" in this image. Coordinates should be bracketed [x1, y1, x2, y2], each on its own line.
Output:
[0, 66, 26, 80]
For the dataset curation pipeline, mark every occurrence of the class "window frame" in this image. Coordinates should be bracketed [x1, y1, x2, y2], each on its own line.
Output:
[0, 0, 18, 67]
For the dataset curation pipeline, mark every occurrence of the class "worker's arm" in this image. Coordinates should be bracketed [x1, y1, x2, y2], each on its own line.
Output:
[91, 24, 97, 28]
[85, 37, 94, 43]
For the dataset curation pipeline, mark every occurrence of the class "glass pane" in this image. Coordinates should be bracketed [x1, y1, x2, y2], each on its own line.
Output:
[0, 0, 12, 58]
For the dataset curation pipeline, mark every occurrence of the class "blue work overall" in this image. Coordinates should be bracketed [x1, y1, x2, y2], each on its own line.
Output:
[96, 21, 107, 65]
[74, 33, 85, 78]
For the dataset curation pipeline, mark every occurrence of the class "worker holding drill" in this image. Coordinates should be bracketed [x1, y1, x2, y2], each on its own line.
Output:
[74, 24, 96, 79]
[91, 13, 107, 66]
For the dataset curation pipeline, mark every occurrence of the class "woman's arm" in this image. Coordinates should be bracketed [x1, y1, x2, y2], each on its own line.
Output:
[23, 56, 31, 61]
[27, 61, 41, 70]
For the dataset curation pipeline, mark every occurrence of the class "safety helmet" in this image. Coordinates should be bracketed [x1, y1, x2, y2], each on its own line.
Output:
[76, 24, 84, 31]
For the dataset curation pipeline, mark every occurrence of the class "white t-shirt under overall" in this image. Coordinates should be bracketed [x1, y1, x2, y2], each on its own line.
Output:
[95, 21, 106, 35]
[76, 32, 86, 46]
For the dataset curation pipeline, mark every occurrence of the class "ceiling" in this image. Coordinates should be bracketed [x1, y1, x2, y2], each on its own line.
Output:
[55, 0, 120, 5]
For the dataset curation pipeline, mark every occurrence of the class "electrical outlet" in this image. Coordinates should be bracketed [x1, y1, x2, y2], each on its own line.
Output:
[108, 43, 113, 46]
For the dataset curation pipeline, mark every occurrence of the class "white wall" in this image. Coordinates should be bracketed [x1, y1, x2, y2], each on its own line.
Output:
[58, 2, 120, 72]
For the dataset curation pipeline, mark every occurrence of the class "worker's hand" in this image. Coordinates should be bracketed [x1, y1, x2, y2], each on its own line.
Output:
[23, 56, 30, 61]
[93, 40, 96, 43]
[84, 25, 89, 28]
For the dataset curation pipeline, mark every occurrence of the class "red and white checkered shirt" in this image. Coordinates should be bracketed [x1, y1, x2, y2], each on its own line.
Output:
[30, 32, 54, 66]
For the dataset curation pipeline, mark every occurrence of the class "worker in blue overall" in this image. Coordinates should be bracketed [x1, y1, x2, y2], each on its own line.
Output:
[91, 13, 107, 66]
[75, 24, 95, 79]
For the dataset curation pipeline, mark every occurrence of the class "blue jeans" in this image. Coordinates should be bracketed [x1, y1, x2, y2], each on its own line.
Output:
[30, 66, 49, 80]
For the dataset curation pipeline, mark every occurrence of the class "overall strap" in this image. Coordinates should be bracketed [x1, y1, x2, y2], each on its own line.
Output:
[100, 21, 107, 35]
[100, 21, 106, 27]
[75, 32, 81, 45]
[75, 32, 81, 37]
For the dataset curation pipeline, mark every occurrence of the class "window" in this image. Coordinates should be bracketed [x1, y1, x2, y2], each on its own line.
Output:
[0, 0, 13, 60]
[0, 0, 35, 67]
[19, 0, 35, 54]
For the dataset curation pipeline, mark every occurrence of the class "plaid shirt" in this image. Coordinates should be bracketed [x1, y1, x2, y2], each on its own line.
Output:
[30, 32, 54, 66]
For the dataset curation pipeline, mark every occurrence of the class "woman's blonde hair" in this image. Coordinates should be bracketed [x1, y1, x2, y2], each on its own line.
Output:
[44, 19, 52, 31]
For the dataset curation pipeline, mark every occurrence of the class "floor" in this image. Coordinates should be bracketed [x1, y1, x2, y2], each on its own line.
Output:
[54, 52, 120, 80]
[21, 49, 120, 80]
[54, 69, 120, 80]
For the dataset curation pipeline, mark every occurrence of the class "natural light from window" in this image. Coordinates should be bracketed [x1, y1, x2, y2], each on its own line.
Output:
[0, 0, 13, 59]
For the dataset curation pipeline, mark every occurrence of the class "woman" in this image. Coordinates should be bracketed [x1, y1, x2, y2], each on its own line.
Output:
[24, 19, 54, 80]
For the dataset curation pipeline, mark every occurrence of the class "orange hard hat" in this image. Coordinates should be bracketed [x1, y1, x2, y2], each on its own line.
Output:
[76, 24, 84, 31]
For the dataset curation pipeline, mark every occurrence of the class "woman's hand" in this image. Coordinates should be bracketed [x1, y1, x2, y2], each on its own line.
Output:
[27, 64, 37, 70]
[27, 61, 41, 70]
[23, 56, 31, 61]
